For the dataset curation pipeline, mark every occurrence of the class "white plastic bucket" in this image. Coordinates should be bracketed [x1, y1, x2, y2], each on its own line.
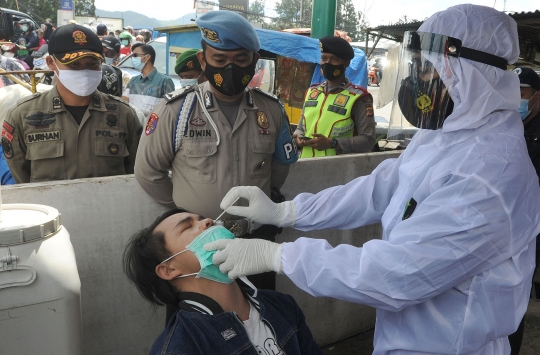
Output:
[0, 204, 83, 355]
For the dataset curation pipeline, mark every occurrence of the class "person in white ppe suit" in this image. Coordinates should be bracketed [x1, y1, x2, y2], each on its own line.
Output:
[205, 4, 540, 355]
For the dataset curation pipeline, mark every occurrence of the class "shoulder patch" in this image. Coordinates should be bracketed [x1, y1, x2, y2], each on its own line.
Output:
[164, 86, 197, 104]
[310, 82, 322, 88]
[348, 83, 368, 96]
[251, 88, 279, 101]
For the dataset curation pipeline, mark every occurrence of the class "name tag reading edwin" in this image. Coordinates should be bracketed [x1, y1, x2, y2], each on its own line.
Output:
[26, 131, 61, 143]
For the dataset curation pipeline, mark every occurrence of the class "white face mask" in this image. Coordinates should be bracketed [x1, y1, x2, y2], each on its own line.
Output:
[53, 58, 103, 97]
[180, 78, 199, 87]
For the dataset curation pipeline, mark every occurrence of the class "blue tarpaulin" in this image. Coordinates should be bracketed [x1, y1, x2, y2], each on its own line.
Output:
[255, 29, 368, 88]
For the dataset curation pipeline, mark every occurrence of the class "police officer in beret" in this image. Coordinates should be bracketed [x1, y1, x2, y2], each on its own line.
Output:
[135, 10, 298, 292]
[294, 36, 376, 158]
[175, 48, 206, 87]
[2, 24, 142, 183]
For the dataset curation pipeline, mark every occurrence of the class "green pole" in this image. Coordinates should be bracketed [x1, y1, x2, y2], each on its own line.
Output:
[311, 0, 337, 39]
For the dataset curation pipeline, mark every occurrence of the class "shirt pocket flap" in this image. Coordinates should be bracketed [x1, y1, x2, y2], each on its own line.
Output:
[26, 141, 64, 161]
[249, 138, 275, 154]
[94, 139, 129, 157]
[183, 142, 217, 157]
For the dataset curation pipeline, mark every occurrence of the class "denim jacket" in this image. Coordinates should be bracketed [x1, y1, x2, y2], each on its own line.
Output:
[149, 286, 322, 355]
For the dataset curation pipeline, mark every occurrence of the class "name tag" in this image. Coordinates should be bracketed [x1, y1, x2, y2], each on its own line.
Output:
[26, 131, 60, 143]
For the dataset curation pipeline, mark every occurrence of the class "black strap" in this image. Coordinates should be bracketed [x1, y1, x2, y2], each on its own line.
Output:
[457, 47, 508, 70]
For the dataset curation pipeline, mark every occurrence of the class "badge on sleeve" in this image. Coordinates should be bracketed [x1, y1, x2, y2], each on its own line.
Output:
[145, 113, 159, 135]
[2, 137, 13, 159]
[257, 111, 269, 129]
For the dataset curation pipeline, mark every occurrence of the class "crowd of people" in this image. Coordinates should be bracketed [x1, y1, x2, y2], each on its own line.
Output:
[0, 5, 540, 355]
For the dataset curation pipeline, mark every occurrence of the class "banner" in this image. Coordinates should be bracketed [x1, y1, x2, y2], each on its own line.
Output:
[219, 0, 249, 18]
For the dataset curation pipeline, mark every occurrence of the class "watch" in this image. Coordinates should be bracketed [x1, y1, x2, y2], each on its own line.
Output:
[331, 138, 338, 149]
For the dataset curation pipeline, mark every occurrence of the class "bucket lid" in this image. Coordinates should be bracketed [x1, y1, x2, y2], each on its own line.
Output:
[0, 204, 62, 246]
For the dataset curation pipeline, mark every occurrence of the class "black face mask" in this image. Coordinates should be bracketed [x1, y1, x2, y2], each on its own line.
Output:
[397, 76, 454, 130]
[321, 63, 345, 81]
[204, 59, 256, 96]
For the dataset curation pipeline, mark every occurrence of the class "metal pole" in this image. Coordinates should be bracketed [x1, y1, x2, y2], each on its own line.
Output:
[311, 0, 337, 39]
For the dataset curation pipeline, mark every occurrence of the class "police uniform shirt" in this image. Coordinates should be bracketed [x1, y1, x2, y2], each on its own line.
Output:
[2, 86, 142, 183]
[295, 79, 376, 154]
[134, 81, 298, 218]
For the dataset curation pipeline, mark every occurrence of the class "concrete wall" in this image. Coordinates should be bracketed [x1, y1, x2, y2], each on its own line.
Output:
[1, 151, 400, 354]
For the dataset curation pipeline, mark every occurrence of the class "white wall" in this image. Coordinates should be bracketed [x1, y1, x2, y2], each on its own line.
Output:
[1, 151, 400, 354]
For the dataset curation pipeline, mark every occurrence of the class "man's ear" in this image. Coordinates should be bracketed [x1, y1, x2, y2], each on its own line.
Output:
[253, 52, 260, 65]
[344, 60, 351, 68]
[155, 263, 181, 281]
[46, 55, 56, 70]
[196, 51, 206, 71]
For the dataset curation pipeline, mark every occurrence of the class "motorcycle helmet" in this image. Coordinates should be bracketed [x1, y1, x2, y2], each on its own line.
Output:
[98, 64, 121, 96]
[18, 19, 34, 32]
[138, 29, 151, 43]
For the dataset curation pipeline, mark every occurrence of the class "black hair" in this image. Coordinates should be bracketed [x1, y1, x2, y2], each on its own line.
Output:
[132, 43, 156, 65]
[123, 208, 188, 307]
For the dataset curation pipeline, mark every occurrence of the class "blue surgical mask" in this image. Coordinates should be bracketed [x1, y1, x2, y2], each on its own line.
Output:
[180, 78, 199, 87]
[518, 92, 537, 121]
[21, 25, 28, 32]
[104, 57, 114, 65]
[160, 226, 235, 284]
[121, 39, 129, 46]
[132, 57, 146, 71]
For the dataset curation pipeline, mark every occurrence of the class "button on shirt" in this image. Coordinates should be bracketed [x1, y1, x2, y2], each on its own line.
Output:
[124, 68, 175, 117]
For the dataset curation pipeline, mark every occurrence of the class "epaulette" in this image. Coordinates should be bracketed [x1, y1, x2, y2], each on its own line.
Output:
[17, 92, 41, 105]
[348, 83, 369, 96]
[164, 86, 197, 104]
[105, 94, 130, 106]
[310, 82, 322, 88]
[251, 87, 279, 101]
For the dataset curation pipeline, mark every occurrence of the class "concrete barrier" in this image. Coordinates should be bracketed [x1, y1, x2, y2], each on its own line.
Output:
[1, 151, 401, 354]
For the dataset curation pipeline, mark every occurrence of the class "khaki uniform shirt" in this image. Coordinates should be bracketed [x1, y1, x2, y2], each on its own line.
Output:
[3, 86, 142, 183]
[135, 82, 298, 218]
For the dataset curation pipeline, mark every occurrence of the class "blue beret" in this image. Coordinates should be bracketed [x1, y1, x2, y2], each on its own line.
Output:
[196, 11, 260, 52]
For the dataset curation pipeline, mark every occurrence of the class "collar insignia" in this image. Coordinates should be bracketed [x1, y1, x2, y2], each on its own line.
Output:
[93, 95, 101, 107]
[52, 96, 62, 109]
[73, 30, 87, 45]
[246, 91, 253, 107]
[257, 111, 269, 129]
[190, 117, 206, 126]
[201, 27, 221, 43]
[204, 91, 213, 108]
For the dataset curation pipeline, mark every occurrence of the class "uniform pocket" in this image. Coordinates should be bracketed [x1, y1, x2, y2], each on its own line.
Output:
[181, 141, 217, 184]
[93, 139, 129, 176]
[26, 141, 66, 181]
[249, 138, 275, 179]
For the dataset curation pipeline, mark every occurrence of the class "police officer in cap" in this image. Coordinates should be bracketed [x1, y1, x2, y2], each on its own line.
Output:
[135, 10, 298, 292]
[2, 24, 142, 183]
[294, 36, 376, 157]
[175, 49, 206, 87]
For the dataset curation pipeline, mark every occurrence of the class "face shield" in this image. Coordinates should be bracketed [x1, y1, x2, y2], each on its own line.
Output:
[388, 31, 509, 142]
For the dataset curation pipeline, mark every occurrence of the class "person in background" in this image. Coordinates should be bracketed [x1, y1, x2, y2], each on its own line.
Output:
[2, 24, 142, 183]
[96, 24, 107, 38]
[119, 32, 132, 57]
[372, 57, 383, 83]
[174, 49, 205, 87]
[135, 35, 144, 44]
[114, 29, 121, 39]
[122, 43, 174, 117]
[30, 29, 47, 51]
[98, 36, 124, 98]
[43, 19, 54, 41]
[207, 5, 540, 355]
[101, 35, 121, 66]
[17, 18, 38, 69]
[294, 36, 376, 157]
[123, 26, 135, 41]
[0, 30, 30, 87]
[138, 29, 152, 44]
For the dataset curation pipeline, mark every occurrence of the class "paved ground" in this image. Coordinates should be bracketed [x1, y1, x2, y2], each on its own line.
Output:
[320, 296, 540, 355]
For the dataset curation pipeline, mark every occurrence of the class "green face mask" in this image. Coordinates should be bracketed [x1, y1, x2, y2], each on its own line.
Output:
[160, 226, 235, 284]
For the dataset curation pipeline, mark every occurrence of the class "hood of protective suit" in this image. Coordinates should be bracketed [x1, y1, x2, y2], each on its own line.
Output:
[418, 4, 520, 134]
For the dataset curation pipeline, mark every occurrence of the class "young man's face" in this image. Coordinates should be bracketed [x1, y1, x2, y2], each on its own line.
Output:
[154, 212, 214, 273]
[520, 87, 540, 121]
[46, 55, 102, 72]
[320, 53, 346, 66]
[197, 45, 258, 69]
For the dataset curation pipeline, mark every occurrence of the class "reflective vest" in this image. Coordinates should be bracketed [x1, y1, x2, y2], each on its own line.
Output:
[301, 83, 366, 158]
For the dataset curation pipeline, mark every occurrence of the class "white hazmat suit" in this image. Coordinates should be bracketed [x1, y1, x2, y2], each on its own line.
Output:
[207, 5, 540, 355]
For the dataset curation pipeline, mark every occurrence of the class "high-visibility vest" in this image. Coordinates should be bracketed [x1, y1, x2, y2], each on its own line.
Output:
[301, 84, 366, 158]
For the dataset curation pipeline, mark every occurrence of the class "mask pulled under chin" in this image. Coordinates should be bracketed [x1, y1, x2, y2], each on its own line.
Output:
[55, 64, 103, 97]
[321, 63, 345, 81]
[204, 60, 256, 96]
[397, 76, 454, 130]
